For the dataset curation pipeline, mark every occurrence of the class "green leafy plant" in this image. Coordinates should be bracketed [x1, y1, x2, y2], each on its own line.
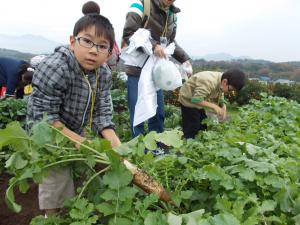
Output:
[2, 95, 300, 224]
[0, 99, 26, 129]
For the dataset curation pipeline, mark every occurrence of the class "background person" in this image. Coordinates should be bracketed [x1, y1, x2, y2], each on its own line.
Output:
[0, 57, 34, 99]
[178, 69, 247, 139]
[122, 0, 192, 138]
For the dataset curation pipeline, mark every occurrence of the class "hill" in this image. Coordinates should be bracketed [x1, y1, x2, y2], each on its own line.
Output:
[0, 48, 35, 61]
[0, 34, 61, 54]
[194, 52, 252, 61]
[193, 59, 300, 81]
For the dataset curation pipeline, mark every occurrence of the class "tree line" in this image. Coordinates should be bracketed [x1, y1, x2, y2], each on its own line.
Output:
[193, 59, 300, 82]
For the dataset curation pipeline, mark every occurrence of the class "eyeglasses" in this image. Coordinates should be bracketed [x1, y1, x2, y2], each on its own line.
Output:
[75, 37, 110, 53]
[228, 85, 236, 92]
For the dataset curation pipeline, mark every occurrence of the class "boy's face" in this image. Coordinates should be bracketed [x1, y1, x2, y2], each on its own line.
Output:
[221, 79, 235, 94]
[69, 26, 111, 71]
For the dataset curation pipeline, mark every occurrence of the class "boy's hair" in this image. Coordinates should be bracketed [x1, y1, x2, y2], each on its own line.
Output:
[73, 1, 115, 52]
[82, 1, 100, 14]
[221, 69, 247, 91]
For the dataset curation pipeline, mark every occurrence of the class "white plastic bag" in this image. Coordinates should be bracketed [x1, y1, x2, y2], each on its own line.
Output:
[152, 58, 182, 91]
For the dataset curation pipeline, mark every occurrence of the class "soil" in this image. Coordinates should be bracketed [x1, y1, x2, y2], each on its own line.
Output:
[0, 173, 43, 225]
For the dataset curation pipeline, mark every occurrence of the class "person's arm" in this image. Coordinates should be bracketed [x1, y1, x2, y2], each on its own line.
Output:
[122, 12, 143, 47]
[52, 120, 85, 149]
[198, 101, 226, 119]
[92, 66, 121, 147]
[100, 128, 121, 148]
[221, 104, 227, 120]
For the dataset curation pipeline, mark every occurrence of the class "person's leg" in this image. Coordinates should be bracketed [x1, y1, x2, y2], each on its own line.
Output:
[16, 87, 24, 99]
[148, 89, 164, 133]
[199, 109, 208, 130]
[39, 167, 75, 216]
[181, 105, 202, 139]
[127, 75, 144, 137]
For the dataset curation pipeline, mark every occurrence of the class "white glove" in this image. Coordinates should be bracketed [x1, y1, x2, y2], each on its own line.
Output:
[182, 60, 193, 77]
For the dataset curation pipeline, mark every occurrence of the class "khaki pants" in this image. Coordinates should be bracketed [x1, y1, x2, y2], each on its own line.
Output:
[39, 167, 75, 210]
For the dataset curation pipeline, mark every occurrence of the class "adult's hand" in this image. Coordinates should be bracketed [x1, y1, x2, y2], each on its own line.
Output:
[153, 44, 166, 58]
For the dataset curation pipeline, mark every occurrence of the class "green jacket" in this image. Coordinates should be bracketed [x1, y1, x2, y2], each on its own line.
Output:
[178, 71, 225, 109]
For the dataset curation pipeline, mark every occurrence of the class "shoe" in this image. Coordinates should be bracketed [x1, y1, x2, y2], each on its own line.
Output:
[152, 148, 166, 156]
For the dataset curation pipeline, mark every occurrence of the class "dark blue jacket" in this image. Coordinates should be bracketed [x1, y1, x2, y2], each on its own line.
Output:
[0, 57, 27, 96]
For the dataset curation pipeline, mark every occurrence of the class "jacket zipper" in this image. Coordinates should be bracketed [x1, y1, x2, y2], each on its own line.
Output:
[80, 74, 92, 131]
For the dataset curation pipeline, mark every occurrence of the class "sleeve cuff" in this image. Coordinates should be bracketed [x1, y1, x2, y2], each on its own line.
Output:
[191, 96, 204, 104]
[97, 124, 115, 137]
[5, 94, 15, 97]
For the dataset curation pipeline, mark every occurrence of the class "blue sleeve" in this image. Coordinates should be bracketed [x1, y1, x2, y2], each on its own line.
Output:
[5, 66, 21, 96]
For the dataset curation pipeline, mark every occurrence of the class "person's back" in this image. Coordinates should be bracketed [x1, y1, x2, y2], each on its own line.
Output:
[179, 71, 224, 109]
[0, 57, 29, 98]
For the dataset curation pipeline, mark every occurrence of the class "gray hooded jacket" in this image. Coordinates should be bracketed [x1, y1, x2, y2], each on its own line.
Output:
[27, 46, 114, 135]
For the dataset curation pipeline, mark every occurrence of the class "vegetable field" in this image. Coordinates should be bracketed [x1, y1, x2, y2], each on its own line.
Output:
[0, 95, 300, 225]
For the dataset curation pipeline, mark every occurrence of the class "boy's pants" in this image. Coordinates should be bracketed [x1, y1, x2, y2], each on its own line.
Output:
[39, 167, 75, 210]
[127, 75, 164, 137]
[181, 104, 207, 139]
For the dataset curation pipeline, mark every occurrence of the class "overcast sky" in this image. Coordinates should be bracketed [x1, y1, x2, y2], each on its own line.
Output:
[0, 0, 299, 62]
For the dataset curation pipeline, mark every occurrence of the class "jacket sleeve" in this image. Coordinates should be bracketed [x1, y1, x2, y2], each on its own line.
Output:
[28, 60, 68, 123]
[193, 79, 214, 102]
[172, 40, 190, 64]
[122, 12, 143, 46]
[92, 66, 115, 134]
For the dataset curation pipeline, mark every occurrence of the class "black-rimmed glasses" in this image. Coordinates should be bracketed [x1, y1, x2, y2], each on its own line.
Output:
[75, 37, 110, 53]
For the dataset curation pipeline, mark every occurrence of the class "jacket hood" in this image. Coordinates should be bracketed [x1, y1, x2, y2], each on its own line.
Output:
[54, 45, 83, 74]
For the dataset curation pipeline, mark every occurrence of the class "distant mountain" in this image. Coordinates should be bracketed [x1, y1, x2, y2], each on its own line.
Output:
[0, 34, 62, 54]
[193, 52, 252, 62]
[0, 48, 35, 61]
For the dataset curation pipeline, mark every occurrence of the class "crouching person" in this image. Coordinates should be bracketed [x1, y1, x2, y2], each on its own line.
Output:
[178, 69, 247, 139]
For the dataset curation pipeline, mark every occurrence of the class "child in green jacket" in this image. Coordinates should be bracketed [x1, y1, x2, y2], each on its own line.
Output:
[178, 69, 246, 138]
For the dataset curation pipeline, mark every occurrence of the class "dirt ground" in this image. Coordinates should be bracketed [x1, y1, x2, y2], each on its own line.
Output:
[0, 173, 42, 225]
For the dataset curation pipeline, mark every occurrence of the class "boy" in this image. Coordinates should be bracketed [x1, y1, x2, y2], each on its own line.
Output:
[178, 69, 247, 138]
[27, 2, 120, 215]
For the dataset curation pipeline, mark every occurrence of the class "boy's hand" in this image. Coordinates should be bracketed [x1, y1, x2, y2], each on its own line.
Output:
[214, 105, 226, 119]
[220, 105, 227, 120]
[101, 128, 121, 148]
